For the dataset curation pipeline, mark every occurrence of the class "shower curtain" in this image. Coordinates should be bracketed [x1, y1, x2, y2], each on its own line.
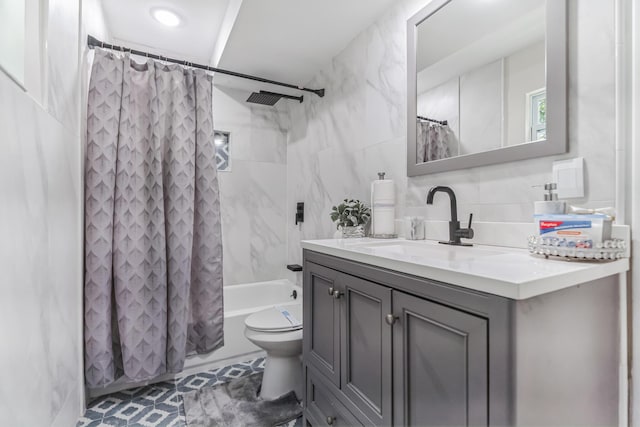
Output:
[417, 121, 451, 162]
[84, 49, 224, 388]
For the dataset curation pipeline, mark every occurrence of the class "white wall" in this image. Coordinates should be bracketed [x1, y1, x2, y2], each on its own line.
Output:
[459, 59, 503, 155]
[285, 0, 617, 278]
[0, 0, 26, 83]
[0, 0, 84, 425]
[505, 41, 546, 146]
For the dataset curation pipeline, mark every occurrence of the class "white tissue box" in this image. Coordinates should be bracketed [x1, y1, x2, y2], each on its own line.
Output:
[534, 214, 612, 248]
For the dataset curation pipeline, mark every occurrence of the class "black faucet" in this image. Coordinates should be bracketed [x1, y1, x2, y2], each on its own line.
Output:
[426, 186, 474, 246]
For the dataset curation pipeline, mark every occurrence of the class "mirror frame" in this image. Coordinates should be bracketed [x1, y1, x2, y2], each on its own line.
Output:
[407, 0, 567, 176]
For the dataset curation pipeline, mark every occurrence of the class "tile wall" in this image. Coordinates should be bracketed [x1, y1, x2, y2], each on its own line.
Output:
[0, 0, 84, 424]
[214, 86, 290, 285]
[285, 0, 617, 280]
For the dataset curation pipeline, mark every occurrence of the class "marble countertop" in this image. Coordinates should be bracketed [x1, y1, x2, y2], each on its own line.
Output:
[301, 238, 629, 300]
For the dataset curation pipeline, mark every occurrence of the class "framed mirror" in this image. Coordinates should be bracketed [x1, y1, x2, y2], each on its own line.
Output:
[407, 0, 567, 176]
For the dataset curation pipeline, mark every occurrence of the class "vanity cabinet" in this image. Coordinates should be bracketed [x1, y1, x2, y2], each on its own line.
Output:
[303, 250, 507, 426]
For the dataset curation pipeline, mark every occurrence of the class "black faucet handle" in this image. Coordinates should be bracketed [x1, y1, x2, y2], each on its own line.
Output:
[454, 213, 474, 241]
[462, 213, 474, 239]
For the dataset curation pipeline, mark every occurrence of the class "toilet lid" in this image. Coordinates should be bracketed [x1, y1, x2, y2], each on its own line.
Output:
[245, 305, 303, 332]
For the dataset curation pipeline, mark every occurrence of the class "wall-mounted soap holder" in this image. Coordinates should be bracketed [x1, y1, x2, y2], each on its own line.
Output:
[527, 235, 627, 261]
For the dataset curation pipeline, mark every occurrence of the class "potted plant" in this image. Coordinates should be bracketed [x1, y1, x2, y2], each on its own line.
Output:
[330, 199, 371, 238]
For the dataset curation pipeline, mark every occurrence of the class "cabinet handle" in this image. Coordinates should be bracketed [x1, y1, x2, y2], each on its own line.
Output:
[333, 290, 344, 299]
[328, 287, 335, 296]
[326, 415, 336, 425]
[385, 314, 399, 325]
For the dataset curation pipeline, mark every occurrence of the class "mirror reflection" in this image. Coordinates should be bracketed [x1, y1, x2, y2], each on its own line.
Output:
[415, 0, 546, 164]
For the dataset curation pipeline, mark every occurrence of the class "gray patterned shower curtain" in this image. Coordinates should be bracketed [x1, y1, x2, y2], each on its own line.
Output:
[84, 49, 224, 388]
[417, 121, 451, 162]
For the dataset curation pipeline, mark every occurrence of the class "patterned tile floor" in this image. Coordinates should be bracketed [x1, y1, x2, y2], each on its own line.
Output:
[77, 358, 302, 427]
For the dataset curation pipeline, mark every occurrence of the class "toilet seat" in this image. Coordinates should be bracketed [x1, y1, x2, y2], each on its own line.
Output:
[245, 305, 302, 332]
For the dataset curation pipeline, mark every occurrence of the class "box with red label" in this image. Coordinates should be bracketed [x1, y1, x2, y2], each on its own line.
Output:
[534, 214, 612, 244]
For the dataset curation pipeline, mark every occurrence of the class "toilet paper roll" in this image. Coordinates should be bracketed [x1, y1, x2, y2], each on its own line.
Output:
[371, 180, 395, 204]
[372, 207, 395, 235]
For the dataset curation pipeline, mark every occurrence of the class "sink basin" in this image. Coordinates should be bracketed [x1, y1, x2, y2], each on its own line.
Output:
[344, 240, 506, 263]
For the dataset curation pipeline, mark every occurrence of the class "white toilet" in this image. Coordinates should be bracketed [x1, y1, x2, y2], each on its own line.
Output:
[244, 304, 303, 400]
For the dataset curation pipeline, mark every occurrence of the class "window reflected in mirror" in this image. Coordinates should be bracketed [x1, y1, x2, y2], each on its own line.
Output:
[527, 88, 546, 141]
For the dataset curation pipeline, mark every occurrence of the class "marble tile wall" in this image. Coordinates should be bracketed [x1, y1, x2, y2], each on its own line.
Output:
[285, 0, 617, 281]
[0, 70, 82, 425]
[213, 86, 289, 286]
[46, 0, 81, 132]
[0, 0, 85, 425]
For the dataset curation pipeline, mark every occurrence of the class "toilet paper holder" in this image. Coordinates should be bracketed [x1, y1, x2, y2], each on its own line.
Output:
[371, 172, 397, 239]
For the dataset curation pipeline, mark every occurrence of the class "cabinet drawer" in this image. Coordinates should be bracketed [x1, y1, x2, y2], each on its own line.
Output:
[305, 366, 363, 427]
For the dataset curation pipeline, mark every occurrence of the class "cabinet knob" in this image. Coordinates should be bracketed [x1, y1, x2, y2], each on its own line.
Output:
[333, 290, 344, 299]
[328, 287, 335, 296]
[326, 416, 336, 425]
[385, 314, 399, 325]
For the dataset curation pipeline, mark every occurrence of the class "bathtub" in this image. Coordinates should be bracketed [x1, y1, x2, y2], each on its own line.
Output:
[183, 279, 302, 374]
[89, 279, 301, 398]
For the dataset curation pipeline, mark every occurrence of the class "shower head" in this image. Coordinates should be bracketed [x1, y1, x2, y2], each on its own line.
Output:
[246, 90, 304, 106]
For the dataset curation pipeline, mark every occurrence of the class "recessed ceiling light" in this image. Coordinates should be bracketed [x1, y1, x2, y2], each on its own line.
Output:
[151, 8, 181, 27]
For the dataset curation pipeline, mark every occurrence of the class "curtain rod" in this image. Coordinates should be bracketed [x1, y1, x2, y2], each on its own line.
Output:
[417, 115, 448, 126]
[87, 35, 325, 98]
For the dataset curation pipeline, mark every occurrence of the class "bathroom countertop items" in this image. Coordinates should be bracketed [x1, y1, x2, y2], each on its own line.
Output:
[301, 238, 629, 300]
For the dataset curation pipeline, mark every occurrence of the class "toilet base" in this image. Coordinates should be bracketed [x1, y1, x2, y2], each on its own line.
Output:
[260, 354, 302, 401]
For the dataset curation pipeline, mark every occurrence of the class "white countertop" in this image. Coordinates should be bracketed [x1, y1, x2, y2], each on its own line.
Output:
[301, 238, 629, 300]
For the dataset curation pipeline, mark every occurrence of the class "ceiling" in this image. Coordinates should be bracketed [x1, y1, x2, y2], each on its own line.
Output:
[101, 0, 233, 64]
[100, 0, 396, 95]
[416, 0, 543, 71]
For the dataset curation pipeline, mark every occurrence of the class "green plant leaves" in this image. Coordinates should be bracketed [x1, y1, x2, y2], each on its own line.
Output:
[329, 199, 371, 228]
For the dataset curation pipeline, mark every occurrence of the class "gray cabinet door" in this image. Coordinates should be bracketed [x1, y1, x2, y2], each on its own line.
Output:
[304, 262, 341, 387]
[392, 291, 489, 427]
[339, 273, 392, 426]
